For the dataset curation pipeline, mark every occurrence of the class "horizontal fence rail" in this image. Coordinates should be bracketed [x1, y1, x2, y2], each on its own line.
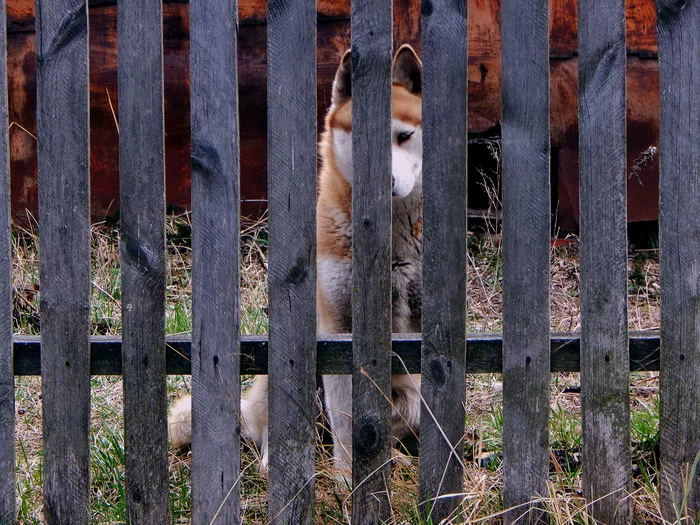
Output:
[12, 333, 662, 376]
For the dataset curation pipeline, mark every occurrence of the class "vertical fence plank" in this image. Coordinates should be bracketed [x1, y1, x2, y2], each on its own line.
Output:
[419, 0, 468, 521]
[118, 0, 169, 522]
[36, 0, 91, 522]
[351, 0, 393, 521]
[0, 0, 14, 521]
[501, 0, 550, 522]
[190, 0, 241, 522]
[267, 0, 317, 522]
[578, 0, 631, 522]
[657, 0, 700, 519]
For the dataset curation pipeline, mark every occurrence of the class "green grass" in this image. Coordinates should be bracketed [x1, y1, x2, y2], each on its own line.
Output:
[9, 213, 669, 524]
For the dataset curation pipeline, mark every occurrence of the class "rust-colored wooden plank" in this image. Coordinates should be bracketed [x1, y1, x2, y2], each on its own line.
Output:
[4, 0, 664, 229]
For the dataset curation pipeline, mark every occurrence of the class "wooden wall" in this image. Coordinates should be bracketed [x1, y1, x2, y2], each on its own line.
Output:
[5, 0, 660, 229]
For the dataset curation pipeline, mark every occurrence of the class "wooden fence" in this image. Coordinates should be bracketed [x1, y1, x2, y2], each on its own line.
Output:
[0, 0, 698, 524]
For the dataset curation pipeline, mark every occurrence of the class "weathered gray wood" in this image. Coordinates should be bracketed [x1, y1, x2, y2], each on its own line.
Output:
[11, 333, 663, 377]
[578, 1, 631, 522]
[501, 0, 550, 522]
[35, 1, 91, 523]
[189, 0, 241, 522]
[0, 0, 14, 520]
[266, 0, 317, 522]
[117, 1, 169, 522]
[350, 0, 393, 521]
[657, 0, 700, 519]
[12, 333, 663, 376]
[419, 0, 468, 521]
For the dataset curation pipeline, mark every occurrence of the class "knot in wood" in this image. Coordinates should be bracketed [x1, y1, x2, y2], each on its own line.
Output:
[0, 385, 12, 403]
[124, 237, 159, 277]
[286, 259, 308, 285]
[355, 413, 382, 453]
[428, 357, 451, 388]
[191, 142, 224, 181]
[131, 486, 143, 504]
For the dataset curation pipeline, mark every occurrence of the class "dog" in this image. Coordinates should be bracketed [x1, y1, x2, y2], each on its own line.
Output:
[168, 45, 424, 480]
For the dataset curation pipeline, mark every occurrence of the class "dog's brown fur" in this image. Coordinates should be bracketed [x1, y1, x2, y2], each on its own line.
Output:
[169, 45, 425, 481]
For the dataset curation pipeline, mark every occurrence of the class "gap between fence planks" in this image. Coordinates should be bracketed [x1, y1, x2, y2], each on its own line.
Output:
[657, 0, 700, 519]
[419, 0, 468, 521]
[501, 0, 551, 523]
[190, 0, 241, 522]
[117, 0, 169, 522]
[350, 0, 394, 522]
[36, 1, 92, 523]
[267, 0, 317, 522]
[0, 0, 14, 521]
[578, 0, 631, 522]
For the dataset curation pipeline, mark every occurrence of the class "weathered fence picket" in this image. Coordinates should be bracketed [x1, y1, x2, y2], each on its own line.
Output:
[419, 0, 468, 521]
[578, 0, 631, 523]
[36, 1, 92, 523]
[118, 0, 169, 522]
[0, 0, 13, 521]
[190, 0, 242, 522]
[657, 0, 700, 520]
[267, 0, 318, 522]
[501, 0, 551, 522]
[350, 0, 394, 521]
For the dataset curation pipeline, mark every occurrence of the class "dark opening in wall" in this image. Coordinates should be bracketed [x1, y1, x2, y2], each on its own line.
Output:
[466, 130, 562, 237]
[467, 126, 502, 232]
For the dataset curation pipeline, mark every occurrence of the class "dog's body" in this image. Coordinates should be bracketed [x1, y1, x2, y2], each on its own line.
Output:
[169, 45, 424, 479]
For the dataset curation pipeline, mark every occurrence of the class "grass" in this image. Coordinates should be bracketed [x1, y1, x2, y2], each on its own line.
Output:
[9, 211, 668, 524]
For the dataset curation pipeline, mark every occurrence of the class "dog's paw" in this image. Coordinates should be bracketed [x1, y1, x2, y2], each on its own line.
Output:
[326, 453, 352, 489]
[330, 467, 352, 489]
[391, 448, 413, 467]
[168, 396, 192, 447]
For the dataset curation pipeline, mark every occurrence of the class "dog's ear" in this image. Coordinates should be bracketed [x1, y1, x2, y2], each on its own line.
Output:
[392, 45, 422, 95]
[331, 49, 352, 106]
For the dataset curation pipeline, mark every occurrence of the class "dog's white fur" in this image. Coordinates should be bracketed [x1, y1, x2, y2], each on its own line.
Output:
[168, 45, 424, 481]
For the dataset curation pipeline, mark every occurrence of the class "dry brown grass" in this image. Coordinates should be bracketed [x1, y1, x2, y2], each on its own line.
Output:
[10, 212, 665, 524]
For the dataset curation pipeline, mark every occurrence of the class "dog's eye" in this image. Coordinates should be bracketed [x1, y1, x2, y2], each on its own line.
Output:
[397, 131, 414, 145]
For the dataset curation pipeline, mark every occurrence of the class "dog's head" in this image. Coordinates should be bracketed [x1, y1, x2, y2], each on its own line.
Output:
[327, 45, 423, 198]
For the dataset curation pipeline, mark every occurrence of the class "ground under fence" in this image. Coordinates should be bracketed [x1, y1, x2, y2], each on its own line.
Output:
[0, 0, 698, 524]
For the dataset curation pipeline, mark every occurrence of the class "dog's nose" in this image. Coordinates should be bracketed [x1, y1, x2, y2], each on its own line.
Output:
[391, 175, 396, 188]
